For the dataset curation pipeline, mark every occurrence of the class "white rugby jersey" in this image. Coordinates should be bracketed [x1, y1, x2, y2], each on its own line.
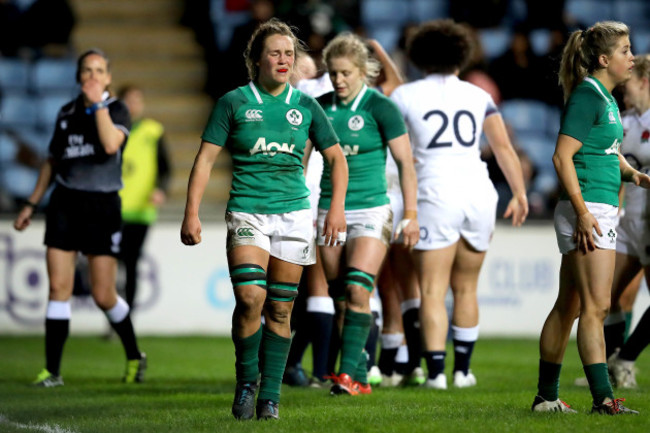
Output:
[621, 108, 650, 217]
[390, 74, 498, 189]
[296, 74, 334, 202]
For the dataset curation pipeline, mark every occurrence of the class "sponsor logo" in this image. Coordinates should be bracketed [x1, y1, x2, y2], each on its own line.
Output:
[286, 109, 303, 126]
[604, 139, 620, 155]
[642, 130, 650, 143]
[245, 109, 263, 121]
[302, 246, 310, 259]
[250, 137, 295, 156]
[364, 223, 375, 231]
[236, 227, 254, 237]
[348, 115, 364, 131]
[608, 111, 617, 124]
[341, 144, 359, 156]
[60, 120, 67, 130]
[111, 231, 122, 254]
[63, 134, 95, 159]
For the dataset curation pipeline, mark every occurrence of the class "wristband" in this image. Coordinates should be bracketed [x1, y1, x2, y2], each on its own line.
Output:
[23, 200, 37, 209]
[403, 210, 417, 220]
[85, 101, 109, 115]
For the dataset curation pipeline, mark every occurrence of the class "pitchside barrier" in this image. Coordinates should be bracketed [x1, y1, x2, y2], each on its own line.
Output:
[1, 221, 648, 336]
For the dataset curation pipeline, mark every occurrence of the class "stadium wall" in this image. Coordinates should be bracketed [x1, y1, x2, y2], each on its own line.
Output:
[1, 221, 648, 336]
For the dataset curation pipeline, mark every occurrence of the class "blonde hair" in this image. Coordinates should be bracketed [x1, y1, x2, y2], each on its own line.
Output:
[559, 21, 629, 101]
[244, 18, 306, 81]
[323, 33, 380, 84]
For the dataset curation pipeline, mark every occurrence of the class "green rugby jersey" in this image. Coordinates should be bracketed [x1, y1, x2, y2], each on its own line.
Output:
[317, 84, 407, 210]
[559, 76, 623, 207]
[202, 82, 339, 214]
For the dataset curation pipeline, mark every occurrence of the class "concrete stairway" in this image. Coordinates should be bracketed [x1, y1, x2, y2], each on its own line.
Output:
[69, 0, 231, 219]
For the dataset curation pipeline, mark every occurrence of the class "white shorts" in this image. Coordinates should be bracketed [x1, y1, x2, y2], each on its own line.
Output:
[226, 209, 316, 265]
[317, 204, 393, 247]
[554, 201, 618, 254]
[415, 185, 498, 251]
[616, 212, 650, 265]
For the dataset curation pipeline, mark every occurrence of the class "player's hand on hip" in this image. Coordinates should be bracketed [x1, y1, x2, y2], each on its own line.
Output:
[574, 212, 600, 254]
[181, 215, 202, 245]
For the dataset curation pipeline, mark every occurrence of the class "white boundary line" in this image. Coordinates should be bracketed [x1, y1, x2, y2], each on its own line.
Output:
[0, 414, 78, 433]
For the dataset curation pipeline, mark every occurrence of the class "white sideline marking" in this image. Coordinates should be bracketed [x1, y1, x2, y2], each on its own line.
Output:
[0, 414, 78, 433]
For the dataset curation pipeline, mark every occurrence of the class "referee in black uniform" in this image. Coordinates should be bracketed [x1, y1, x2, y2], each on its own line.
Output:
[14, 49, 146, 387]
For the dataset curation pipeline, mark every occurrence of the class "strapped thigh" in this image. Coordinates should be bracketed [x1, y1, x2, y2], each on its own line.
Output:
[230, 264, 267, 290]
[267, 282, 299, 302]
[344, 267, 375, 293]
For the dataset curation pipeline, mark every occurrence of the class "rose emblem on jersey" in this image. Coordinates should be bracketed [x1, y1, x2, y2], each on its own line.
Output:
[642, 130, 649, 143]
[348, 115, 364, 131]
[286, 109, 303, 126]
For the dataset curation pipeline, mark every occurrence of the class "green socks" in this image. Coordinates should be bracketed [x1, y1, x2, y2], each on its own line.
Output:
[258, 326, 292, 403]
[232, 325, 262, 383]
[584, 363, 614, 405]
[339, 310, 373, 376]
[353, 349, 369, 385]
[537, 359, 562, 401]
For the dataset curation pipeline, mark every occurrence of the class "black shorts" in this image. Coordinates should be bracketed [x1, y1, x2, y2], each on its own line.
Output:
[44, 185, 122, 256]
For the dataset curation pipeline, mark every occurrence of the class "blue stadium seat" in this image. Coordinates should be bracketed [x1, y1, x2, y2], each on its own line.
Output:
[0, 94, 38, 129]
[36, 92, 74, 132]
[632, 29, 650, 53]
[366, 26, 402, 54]
[31, 58, 77, 95]
[361, 0, 409, 27]
[409, 0, 448, 22]
[211, 0, 250, 51]
[500, 99, 550, 136]
[0, 163, 39, 200]
[518, 133, 556, 172]
[529, 28, 551, 56]
[0, 59, 30, 95]
[613, 0, 649, 31]
[565, 0, 614, 26]
[478, 28, 511, 60]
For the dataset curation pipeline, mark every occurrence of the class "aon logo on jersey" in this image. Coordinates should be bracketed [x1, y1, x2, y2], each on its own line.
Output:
[605, 139, 621, 155]
[342, 144, 359, 156]
[250, 137, 295, 156]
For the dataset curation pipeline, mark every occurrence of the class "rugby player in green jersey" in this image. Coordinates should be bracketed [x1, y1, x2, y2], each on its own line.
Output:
[533, 21, 650, 415]
[310, 33, 419, 396]
[181, 19, 348, 420]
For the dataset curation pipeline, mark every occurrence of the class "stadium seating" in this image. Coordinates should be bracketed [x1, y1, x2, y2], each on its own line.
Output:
[361, 0, 409, 28]
[31, 58, 77, 95]
[529, 28, 551, 56]
[500, 99, 551, 137]
[36, 92, 75, 133]
[478, 28, 511, 60]
[0, 59, 30, 95]
[565, 0, 614, 26]
[410, 0, 448, 22]
[613, 0, 649, 31]
[0, 94, 38, 129]
[632, 29, 650, 54]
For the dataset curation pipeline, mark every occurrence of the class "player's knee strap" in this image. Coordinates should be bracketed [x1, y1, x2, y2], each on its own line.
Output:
[267, 282, 299, 302]
[344, 267, 375, 293]
[230, 264, 267, 289]
[327, 277, 345, 301]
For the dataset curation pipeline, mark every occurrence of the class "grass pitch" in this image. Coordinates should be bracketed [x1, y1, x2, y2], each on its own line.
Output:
[0, 336, 648, 432]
